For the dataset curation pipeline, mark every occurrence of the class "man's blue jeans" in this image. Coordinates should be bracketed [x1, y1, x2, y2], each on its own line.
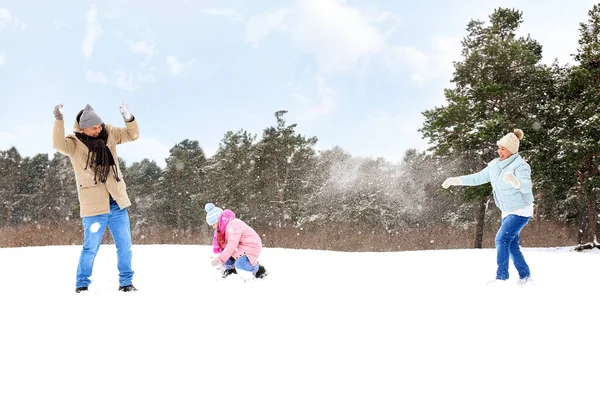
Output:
[495, 214, 531, 280]
[76, 200, 134, 288]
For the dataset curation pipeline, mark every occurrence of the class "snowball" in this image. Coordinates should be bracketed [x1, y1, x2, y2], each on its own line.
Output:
[90, 222, 101, 233]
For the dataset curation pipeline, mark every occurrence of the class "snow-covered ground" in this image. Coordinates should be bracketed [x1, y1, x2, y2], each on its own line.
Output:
[1, 244, 599, 400]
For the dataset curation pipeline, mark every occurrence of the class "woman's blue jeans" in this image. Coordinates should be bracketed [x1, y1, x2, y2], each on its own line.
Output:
[495, 214, 531, 280]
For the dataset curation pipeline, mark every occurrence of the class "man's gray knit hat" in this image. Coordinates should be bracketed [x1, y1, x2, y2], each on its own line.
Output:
[79, 104, 103, 129]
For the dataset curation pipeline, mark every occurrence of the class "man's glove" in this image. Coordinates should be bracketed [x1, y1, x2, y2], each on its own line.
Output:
[442, 177, 462, 189]
[504, 172, 521, 189]
[119, 101, 134, 122]
[53, 104, 63, 120]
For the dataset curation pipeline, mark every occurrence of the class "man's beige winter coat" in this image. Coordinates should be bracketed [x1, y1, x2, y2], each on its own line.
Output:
[53, 117, 140, 218]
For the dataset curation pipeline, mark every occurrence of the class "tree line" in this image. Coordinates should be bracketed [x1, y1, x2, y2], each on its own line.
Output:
[0, 111, 458, 236]
[2, 7, 600, 248]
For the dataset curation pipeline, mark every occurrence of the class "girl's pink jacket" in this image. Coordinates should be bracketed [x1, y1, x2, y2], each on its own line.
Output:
[216, 218, 263, 266]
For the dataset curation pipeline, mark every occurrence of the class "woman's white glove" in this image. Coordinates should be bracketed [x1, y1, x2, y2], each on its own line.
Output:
[442, 177, 462, 189]
[504, 172, 521, 189]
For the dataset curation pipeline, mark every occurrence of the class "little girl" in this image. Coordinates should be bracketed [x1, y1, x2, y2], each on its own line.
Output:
[205, 203, 268, 279]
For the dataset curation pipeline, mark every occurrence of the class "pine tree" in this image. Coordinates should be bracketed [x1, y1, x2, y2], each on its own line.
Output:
[0, 147, 24, 226]
[252, 111, 318, 227]
[156, 140, 206, 229]
[203, 130, 257, 220]
[42, 152, 78, 222]
[14, 153, 50, 223]
[298, 146, 352, 227]
[545, 4, 600, 244]
[125, 158, 163, 237]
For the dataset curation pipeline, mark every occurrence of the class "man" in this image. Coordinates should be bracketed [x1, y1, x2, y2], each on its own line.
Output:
[53, 102, 140, 293]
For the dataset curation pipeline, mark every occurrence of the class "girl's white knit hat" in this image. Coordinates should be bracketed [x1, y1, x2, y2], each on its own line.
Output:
[205, 203, 223, 225]
[497, 128, 524, 154]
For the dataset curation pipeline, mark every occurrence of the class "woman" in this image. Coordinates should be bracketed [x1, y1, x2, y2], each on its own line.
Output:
[442, 128, 534, 284]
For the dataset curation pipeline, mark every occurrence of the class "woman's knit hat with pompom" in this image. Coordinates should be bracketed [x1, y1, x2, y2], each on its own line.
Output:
[497, 128, 524, 154]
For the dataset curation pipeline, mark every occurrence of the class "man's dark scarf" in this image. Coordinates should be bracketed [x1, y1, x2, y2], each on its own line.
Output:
[75, 125, 120, 184]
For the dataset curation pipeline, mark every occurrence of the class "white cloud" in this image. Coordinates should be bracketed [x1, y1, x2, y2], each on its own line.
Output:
[116, 72, 136, 91]
[130, 40, 156, 56]
[115, 31, 160, 65]
[86, 70, 108, 84]
[200, 8, 243, 21]
[371, 10, 403, 38]
[128, 40, 159, 65]
[15, 19, 25, 32]
[245, 8, 290, 47]
[0, 9, 10, 30]
[244, 0, 459, 83]
[291, 0, 385, 74]
[312, 76, 336, 117]
[82, 5, 103, 60]
[136, 72, 156, 84]
[165, 56, 182, 74]
[289, 75, 336, 119]
[381, 36, 460, 85]
[0, 8, 25, 32]
[289, 84, 311, 103]
[245, 1, 384, 72]
[87, 69, 154, 90]
[0, 53, 5, 65]
[165, 56, 195, 75]
[45, 18, 68, 31]
[115, 71, 156, 91]
[428, 36, 462, 79]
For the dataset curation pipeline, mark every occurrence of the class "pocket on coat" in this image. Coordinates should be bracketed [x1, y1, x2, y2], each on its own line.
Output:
[77, 178, 97, 189]
[76, 179, 103, 205]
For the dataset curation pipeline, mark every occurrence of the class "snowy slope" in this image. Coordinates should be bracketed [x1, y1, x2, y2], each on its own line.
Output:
[0, 244, 599, 400]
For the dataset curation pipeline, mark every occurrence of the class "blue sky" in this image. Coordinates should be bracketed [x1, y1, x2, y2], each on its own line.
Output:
[0, 0, 596, 167]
